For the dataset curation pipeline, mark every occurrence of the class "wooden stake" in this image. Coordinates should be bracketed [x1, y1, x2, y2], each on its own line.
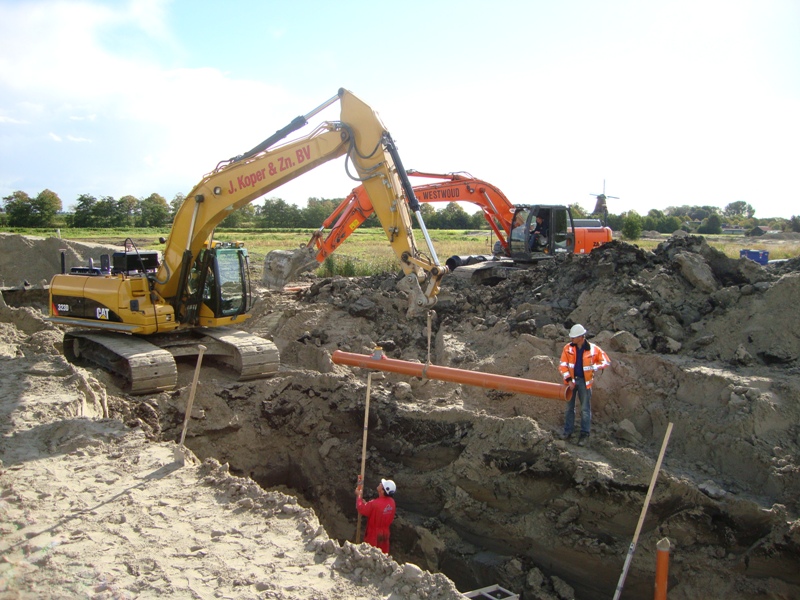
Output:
[612, 422, 673, 600]
[355, 372, 372, 543]
[179, 345, 206, 446]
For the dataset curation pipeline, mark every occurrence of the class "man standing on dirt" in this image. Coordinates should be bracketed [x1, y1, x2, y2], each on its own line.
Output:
[559, 324, 610, 446]
[355, 477, 397, 554]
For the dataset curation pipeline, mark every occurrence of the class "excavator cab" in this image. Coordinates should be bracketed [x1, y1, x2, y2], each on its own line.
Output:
[508, 205, 575, 262]
[186, 244, 251, 326]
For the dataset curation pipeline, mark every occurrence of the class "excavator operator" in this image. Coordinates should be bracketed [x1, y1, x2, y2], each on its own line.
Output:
[531, 211, 549, 251]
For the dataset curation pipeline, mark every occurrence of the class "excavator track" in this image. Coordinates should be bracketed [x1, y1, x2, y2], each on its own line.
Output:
[191, 327, 280, 381]
[63, 331, 178, 395]
[63, 327, 280, 395]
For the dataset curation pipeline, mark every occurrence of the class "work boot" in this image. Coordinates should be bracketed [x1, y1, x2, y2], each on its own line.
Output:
[577, 434, 589, 447]
[559, 431, 572, 441]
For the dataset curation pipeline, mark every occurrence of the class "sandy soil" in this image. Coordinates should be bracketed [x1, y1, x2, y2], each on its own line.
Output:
[1, 232, 799, 599]
[0, 235, 461, 600]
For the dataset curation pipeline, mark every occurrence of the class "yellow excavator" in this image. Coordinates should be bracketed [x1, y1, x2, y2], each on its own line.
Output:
[48, 89, 447, 394]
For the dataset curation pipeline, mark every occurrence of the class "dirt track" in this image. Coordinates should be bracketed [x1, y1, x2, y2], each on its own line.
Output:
[1, 232, 799, 599]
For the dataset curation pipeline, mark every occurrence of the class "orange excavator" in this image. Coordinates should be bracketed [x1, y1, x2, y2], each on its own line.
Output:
[265, 170, 613, 286]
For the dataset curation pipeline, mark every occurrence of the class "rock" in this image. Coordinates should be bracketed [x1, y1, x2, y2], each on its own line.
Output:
[711, 287, 741, 308]
[527, 567, 545, 589]
[734, 344, 754, 365]
[754, 281, 771, 292]
[616, 419, 643, 443]
[728, 392, 747, 407]
[692, 334, 716, 347]
[402, 562, 424, 583]
[674, 251, 719, 293]
[393, 381, 414, 401]
[318, 437, 340, 458]
[653, 314, 685, 341]
[664, 337, 682, 353]
[504, 557, 524, 578]
[348, 296, 378, 319]
[608, 331, 641, 353]
[556, 505, 580, 528]
[699, 480, 727, 499]
[653, 335, 682, 354]
[552, 575, 576, 599]
[540, 324, 561, 339]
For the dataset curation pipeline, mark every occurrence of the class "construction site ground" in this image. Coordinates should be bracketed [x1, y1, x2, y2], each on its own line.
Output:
[0, 231, 798, 599]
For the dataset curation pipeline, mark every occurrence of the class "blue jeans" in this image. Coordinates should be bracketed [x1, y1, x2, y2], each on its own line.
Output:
[564, 378, 591, 436]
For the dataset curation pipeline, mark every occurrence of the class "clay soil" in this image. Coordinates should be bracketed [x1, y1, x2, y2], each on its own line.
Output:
[1, 232, 799, 599]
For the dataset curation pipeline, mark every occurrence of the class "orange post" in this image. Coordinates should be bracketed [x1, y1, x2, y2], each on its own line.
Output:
[331, 349, 569, 401]
[654, 537, 670, 600]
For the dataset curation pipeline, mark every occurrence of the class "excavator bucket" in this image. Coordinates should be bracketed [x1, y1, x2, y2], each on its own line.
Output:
[262, 247, 319, 290]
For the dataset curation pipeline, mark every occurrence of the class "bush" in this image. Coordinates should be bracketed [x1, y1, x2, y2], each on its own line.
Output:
[341, 258, 357, 277]
[322, 255, 336, 277]
[621, 213, 643, 240]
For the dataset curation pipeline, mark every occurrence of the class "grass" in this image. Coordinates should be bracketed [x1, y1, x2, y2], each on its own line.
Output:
[631, 234, 800, 260]
[6, 227, 799, 278]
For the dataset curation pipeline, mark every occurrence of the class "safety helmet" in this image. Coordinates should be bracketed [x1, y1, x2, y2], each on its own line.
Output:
[569, 324, 587, 338]
[381, 478, 397, 495]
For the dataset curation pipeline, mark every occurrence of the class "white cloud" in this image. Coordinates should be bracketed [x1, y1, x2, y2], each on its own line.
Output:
[0, 1, 310, 203]
[0, 1, 797, 219]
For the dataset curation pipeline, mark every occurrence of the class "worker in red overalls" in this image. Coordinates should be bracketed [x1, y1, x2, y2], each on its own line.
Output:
[355, 476, 396, 553]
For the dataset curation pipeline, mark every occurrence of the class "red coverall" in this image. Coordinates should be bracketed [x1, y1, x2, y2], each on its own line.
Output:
[356, 495, 396, 553]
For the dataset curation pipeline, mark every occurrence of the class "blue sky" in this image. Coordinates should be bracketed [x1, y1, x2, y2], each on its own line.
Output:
[1, 0, 798, 219]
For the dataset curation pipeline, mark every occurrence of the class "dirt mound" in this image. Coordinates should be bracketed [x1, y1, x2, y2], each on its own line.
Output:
[0, 292, 463, 600]
[0, 233, 124, 289]
[764, 231, 800, 241]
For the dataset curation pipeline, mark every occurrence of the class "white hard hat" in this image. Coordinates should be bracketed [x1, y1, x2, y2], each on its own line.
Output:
[569, 324, 587, 338]
[381, 478, 397, 495]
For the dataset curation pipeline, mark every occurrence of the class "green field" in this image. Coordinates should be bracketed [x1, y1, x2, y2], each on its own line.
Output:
[5, 227, 798, 278]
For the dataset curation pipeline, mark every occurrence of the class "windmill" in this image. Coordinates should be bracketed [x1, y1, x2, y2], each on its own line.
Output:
[590, 180, 618, 226]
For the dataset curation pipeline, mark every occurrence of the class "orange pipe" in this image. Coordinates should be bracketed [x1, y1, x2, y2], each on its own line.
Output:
[654, 538, 670, 600]
[332, 349, 569, 401]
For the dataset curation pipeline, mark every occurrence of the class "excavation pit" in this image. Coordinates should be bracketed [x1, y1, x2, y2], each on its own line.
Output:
[2, 232, 800, 599]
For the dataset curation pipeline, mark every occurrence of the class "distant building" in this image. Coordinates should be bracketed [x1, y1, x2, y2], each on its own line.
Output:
[722, 227, 747, 234]
[748, 226, 770, 236]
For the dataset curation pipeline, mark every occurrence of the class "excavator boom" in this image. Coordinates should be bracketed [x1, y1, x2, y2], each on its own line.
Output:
[264, 171, 516, 286]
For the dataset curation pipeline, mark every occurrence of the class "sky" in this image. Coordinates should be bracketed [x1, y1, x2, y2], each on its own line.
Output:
[1, 0, 798, 219]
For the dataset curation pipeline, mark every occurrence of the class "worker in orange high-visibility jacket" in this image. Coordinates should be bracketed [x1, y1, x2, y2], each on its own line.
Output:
[558, 324, 610, 446]
[355, 477, 396, 554]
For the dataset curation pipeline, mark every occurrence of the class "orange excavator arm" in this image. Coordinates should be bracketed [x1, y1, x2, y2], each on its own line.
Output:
[304, 171, 517, 263]
[407, 171, 516, 254]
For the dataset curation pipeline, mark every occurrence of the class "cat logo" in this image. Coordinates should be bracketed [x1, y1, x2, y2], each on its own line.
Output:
[96, 307, 110, 320]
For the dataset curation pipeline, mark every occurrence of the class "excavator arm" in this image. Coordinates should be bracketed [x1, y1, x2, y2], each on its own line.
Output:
[273, 171, 517, 278]
[405, 171, 516, 253]
[156, 88, 445, 319]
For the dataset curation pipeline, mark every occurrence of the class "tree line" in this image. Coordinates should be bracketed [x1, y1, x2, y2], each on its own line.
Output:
[2, 189, 799, 238]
